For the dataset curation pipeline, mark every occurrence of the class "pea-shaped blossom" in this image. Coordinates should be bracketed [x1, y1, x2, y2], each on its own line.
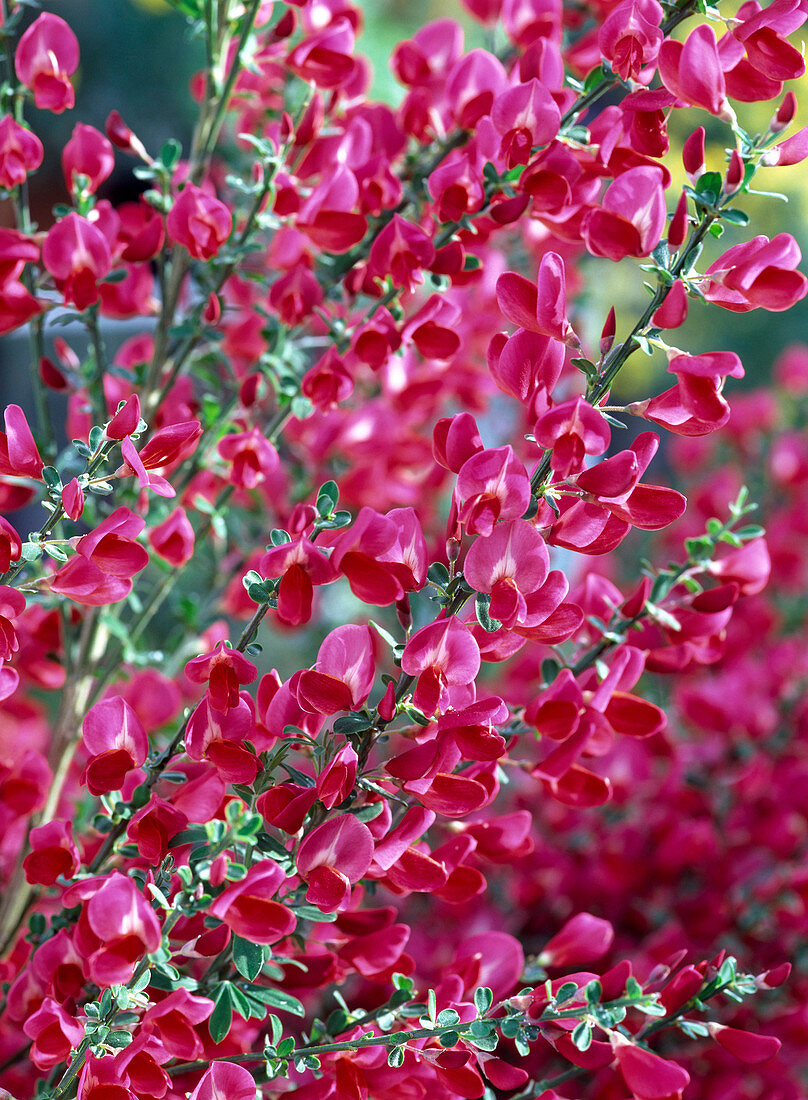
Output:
[0, 403, 43, 480]
[81, 695, 149, 796]
[535, 396, 611, 478]
[42, 213, 112, 311]
[217, 427, 279, 489]
[658, 23, 733, 119]
[190, 1062, 257, 1100]
[65, 872, 161, 987]
[496, 251, 577, 345]
[296, 814, 375, 912]
[185, 641, 257, 715]
[208, 860, 296, 945]
[14, 13, 79, 114]
[582, 166, 667, 262]
[260, 536, 338, 626]
[611, 1032, 690, 1100]
[401, 617, 481, 716]
[22, 820, 80, 886]
[464, 519, 550, 629]
[598, 0, 664, 82]
[456, 445, 531, 537]
[292, 624, 375, 716]
[62, 124, 115, 195]
[0, 116, 44, 190]
[701, 233, 808, 312]
[167, 183, 232, 260]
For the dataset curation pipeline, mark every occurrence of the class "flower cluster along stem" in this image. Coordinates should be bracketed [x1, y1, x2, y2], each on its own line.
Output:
[0, 0, 804, 1097]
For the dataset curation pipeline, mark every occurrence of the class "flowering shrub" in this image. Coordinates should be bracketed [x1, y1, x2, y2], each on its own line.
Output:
[0, 1, 806, 1098]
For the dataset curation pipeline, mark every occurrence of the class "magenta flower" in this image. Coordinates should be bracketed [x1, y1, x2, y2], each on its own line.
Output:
[190, 1062, 257, 1100]
[208, 861, 296, 945]
[81, 695, 149, 796]
[167, 183, 232, 260]
[598, 0, 664, 82]
[456, 445, 531, 536]
[296, 814, 375, 911]
[293, 623, 375, 715]
[62, 124, 115, 195]
[658, 23, 732, 118]
[497, 251, 577, 345]
[42, 213, 112, 311]
[185, 641, 257, 715]
[148, 507, 195, 567]
[701, 233, 808, 312]
[0, 115, 43, 190]
[15, 13, 79, 114]
[464, 519, 550, 629]
[401, 617, 481, 716]
[582, 166, 667, 262]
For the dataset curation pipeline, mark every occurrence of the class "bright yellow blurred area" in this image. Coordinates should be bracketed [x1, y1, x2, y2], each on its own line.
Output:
[128, 0, 171, 14]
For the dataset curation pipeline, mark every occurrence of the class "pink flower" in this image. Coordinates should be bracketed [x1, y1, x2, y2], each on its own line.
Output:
[260, 535, 338, 626]
[0, 403, 43, 479]
[43, 213, 112, 311]
[296, 814, 375, 911]
[22, 820, 80, 886]
[208, 861, 296, 945]
[464, 519, 550, 629]
[535, 396, 611, 478]
[167, 183, 232, 260]
[148, 507, 195, 567]
[190, 1062, 257, 1100]
[611, 1033, 690, 1100]
[598, 0, 664, 82]
[293, 623, 375, 715]
[15, 13, 79, 114]
[658, 23, 733, 119]
[62, 124, 115, 195]
[497, 251, 578, 345]
[538, 912, 614, 967]
[217, 428, 279, 489]
[582, 167, 667, 262]
[701, 233, 808, 312]
[50, 507, 149, 606]
[708, 1023, 781, 1064]
[23, 998, 84, 1070]
[401, 617, 481, 716]
[185, 641, 257, 715]
[368, 214, 435, 291]
[81, 695, 149, 795]
[456, 446, 532, 536]
[0, 115, 43, 190]
[67, 872, 161, 987]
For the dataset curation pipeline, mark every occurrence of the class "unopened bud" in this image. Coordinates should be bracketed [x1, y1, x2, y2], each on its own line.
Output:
[668, 191, 688, 252]
[682, 125, 706, 182]
[771, 91, 797, 133]
[599, 306, 616, 357]
[105, 110, 149, 161]
[723, 150, 744, 196]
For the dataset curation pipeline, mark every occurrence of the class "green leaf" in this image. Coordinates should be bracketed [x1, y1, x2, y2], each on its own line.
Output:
[427, 988, 437, 1024]
[585, 980, 602, 1005]
[438, 1029, 460, 1047]
[474, 987, 493, 1015]
[475, 591, 502, 633]
[233, 936, 266, 981]
[387, 1045, 405, 1067]
[571, 1021, 592, 1051]
[554, 981, 579, 1005]
[209, 986, 234, 1043]
[246, 987, 305, 1017]
[316, 480, 339, 512]
[436, 1008, 460, 1027]
[721, 208, 749, 226]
